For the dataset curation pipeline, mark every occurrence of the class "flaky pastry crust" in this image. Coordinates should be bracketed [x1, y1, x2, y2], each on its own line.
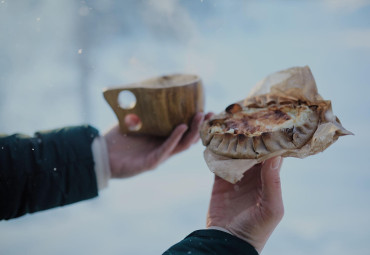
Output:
[200, 101, 320, 159]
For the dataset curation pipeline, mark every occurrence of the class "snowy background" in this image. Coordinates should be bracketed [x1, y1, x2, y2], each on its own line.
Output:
[1, 0, 369, 254]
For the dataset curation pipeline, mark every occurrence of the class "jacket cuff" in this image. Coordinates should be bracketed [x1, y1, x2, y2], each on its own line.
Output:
[91, 136, 111, 190]
[163, 229, 258, 255]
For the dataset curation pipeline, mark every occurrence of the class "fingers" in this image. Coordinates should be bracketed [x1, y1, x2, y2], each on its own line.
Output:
[205, 112, 214, 121]
[124, 114, 142, 131]
[186, 112, 204, 143]
[147, 124, 188, 169]
[182, 112, 213, 146]
[260, 156, 284, 219]
[172, 112, 204, 154]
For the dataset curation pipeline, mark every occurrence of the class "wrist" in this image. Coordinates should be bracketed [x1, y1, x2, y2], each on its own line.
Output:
[206, 226, 233, 235]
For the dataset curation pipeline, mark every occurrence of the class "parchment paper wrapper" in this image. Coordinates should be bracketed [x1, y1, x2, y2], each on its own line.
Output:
[204, 66, 353, 183]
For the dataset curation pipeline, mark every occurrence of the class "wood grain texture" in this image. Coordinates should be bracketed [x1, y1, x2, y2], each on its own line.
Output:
[103, 74, 204, 136]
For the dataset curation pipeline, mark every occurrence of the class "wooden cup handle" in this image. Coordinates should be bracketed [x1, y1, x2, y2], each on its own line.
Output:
[103, 88, 143, 134]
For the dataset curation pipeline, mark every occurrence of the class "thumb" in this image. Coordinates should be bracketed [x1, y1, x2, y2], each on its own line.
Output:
[147, 124, 188, 168]
[260, 157, 284, 218]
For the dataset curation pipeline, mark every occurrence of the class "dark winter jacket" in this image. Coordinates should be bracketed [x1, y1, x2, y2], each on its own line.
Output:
[163, 229, 258, 255]
[0, 125, 258, 255]
[0, 125, 99, 220]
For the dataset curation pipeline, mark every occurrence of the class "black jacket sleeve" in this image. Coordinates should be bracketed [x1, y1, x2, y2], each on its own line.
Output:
[163, 230, 259, 255]
[0, 125, 99, 220]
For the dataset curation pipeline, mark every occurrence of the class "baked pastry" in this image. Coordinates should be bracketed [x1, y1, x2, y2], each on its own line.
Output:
[200, 100, 320, 159]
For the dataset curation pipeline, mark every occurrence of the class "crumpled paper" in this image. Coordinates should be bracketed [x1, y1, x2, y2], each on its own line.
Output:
[204, 66, 353, 183]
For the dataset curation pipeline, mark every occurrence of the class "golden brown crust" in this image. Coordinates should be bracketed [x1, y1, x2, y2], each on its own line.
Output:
[201, 102, 320, 159]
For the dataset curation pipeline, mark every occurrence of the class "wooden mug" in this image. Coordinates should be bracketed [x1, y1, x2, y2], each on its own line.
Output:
[103, 74, 204, 136]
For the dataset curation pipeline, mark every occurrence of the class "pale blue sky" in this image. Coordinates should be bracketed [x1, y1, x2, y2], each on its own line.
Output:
[1, 1, 369, 254]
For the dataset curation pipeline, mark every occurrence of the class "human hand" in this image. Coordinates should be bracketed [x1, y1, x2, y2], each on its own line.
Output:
[206, 157, 284, 253]
[104, 112, 212, 178]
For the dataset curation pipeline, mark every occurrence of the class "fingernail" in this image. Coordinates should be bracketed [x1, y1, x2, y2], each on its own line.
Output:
[271, 156, 281, 170]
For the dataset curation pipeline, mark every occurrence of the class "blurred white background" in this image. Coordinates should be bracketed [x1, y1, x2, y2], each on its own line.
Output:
[0, 0, 369, 254]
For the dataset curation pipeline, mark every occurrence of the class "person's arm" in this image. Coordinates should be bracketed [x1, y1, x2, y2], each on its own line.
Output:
[206, 157, 284, 253]
[163, 157, 283, 255]
[0, 125, 99, 220]
[0, 112, 208, 220]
